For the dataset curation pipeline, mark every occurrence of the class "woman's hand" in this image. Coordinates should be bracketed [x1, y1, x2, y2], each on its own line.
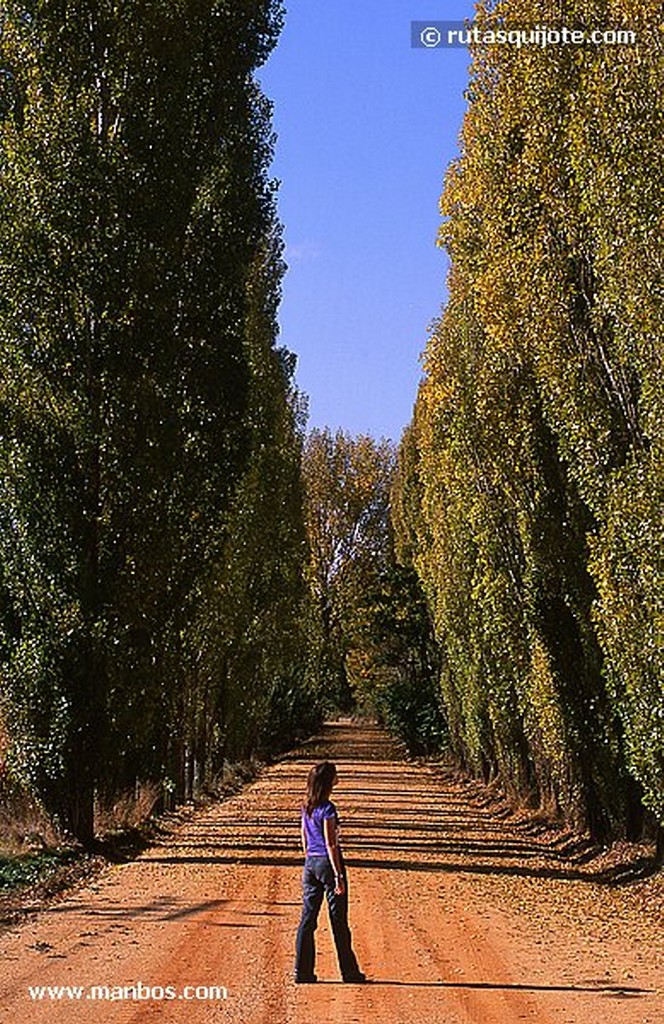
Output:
[334, 874, 346, 896]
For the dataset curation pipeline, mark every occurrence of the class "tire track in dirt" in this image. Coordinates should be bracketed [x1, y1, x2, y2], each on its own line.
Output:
[0, 721, 661, 1024]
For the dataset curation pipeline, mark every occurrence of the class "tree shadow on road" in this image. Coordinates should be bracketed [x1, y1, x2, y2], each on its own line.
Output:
[317, 979, 655, 997]
[137, 849, 659, 885]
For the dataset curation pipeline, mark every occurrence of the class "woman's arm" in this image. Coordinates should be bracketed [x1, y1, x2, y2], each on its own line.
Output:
[323, 816, 346, 895]
[301, 818, 307, 855]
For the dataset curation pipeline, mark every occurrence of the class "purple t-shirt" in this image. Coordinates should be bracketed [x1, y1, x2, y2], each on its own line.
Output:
[302, 800, 338, 857]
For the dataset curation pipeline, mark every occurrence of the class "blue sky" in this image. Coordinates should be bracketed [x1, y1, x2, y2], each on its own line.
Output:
[258, 1, 475, 442]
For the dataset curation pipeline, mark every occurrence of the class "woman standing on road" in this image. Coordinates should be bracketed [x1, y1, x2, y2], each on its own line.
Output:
[294, 761, 367, 984]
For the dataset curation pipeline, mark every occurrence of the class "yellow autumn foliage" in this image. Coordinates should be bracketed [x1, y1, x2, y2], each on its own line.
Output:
[398, 0, 663, 831]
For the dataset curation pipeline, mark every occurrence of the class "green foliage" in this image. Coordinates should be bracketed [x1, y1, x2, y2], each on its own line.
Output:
[300, 428, 444, 752]
[352, 565, 446, 755]
[0, 1, 316, 841]
[0, 849, 75, 892]
[301, 428, 395, 710]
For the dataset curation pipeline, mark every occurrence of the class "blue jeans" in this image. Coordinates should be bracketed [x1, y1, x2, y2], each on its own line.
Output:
[294, 855, 362, 980]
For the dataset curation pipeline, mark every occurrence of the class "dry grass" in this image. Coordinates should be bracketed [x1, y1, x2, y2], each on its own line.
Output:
[0, 782, 164, 854]
[0, 714, 61, 855]
[0, 789, 62, 856]
[204, 758, 263, 800]
[94, 781, 163, 835]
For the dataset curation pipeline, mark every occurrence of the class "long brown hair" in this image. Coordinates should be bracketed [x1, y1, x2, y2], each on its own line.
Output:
[304, 761, 337, 816]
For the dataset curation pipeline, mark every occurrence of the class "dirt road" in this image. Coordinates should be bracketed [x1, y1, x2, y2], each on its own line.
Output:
[1, 722, 661, 1024]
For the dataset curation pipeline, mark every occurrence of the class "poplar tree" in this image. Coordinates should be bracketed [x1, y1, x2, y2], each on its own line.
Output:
[0, 1, 288, 841]
[399, 0, 662, 838]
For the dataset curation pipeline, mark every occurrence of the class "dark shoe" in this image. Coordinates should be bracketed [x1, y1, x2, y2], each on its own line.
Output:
[294, 975, 317, 984]
[343, 972, 368, 983]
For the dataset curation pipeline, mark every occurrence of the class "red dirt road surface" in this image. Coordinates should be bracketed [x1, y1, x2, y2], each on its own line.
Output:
[1, 722, 662, 1024]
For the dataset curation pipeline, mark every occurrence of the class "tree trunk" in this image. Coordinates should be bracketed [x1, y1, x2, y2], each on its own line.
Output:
[65, 777, 95, 847]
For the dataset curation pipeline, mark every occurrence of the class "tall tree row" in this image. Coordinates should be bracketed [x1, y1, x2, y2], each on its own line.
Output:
[396, 0, 663, 839]
[0, 0, 316, 843]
